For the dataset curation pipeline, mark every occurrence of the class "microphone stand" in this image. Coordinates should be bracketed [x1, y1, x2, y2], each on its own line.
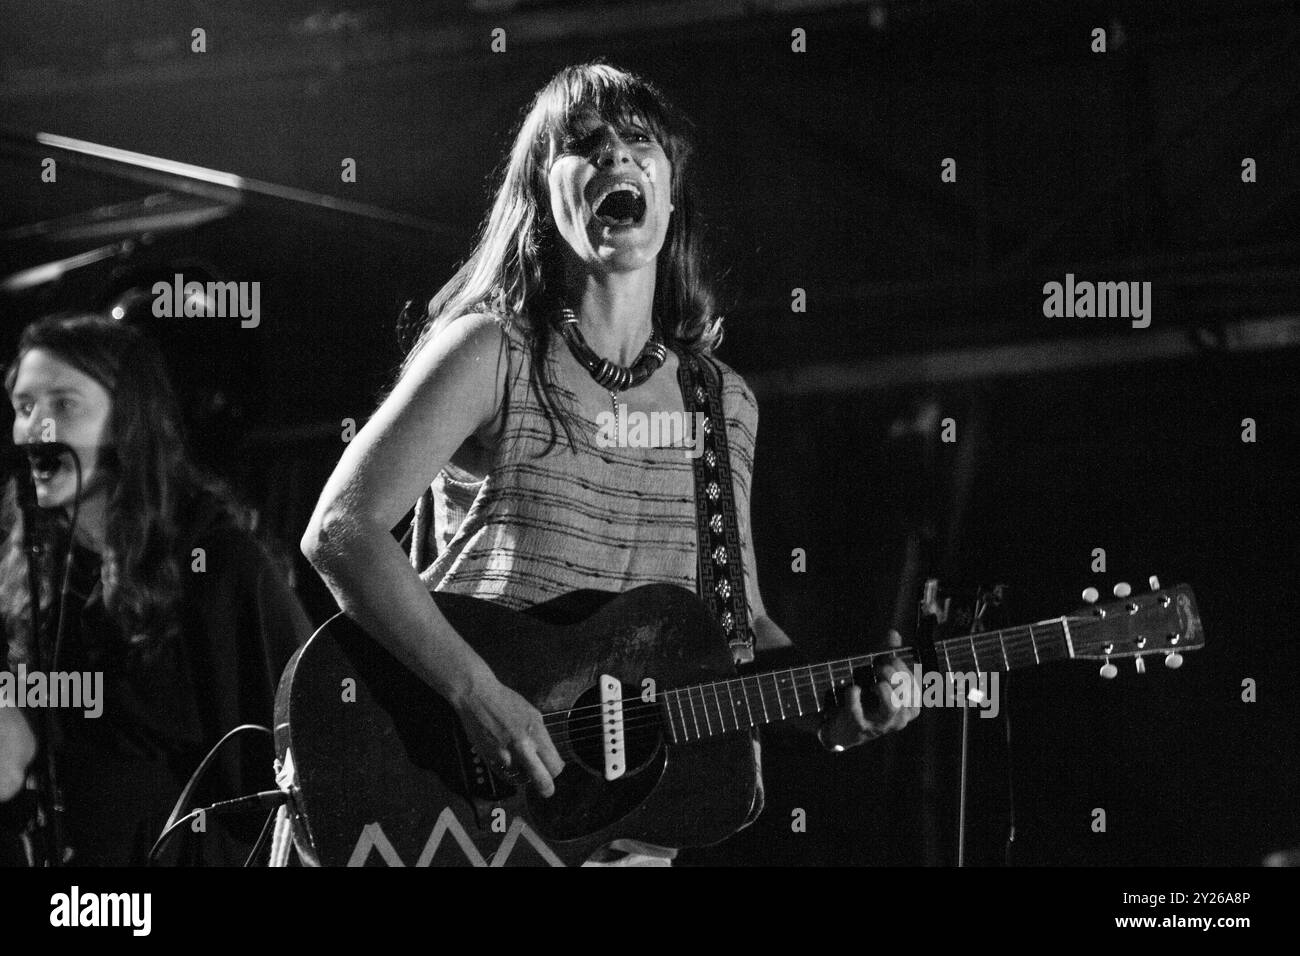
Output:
[12, 451, 78, 867]
[919, 580, 1008, 868]
[956, 583, 1007, 868]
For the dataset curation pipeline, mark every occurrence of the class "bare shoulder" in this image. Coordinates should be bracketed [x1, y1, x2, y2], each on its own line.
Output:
[399, 313, 512, 412]
[350, 312, 514, 473]
[412, 312, 510, 375]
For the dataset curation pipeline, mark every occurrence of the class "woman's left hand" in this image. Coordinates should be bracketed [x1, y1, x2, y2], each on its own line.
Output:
[0, 705, 36, 802]
[818, 631, 921, 751]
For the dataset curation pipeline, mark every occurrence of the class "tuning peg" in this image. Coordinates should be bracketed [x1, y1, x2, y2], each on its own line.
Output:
[1099, 659, 1117, 679]
[1148, 575, 1161, 591]
[1165, 651, 1184, 669]
[1113, 581, 1132, 598]
[1082, 587, 1099, 604]
[1134, 656, 1146, 674]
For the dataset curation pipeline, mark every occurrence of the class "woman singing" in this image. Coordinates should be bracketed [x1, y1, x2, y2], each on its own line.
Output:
[302, 62, 917, 865]
[0, 314, 311, 865]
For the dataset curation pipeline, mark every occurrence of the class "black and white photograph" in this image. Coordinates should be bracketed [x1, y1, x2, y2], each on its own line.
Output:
[1, 0, 1297, 935]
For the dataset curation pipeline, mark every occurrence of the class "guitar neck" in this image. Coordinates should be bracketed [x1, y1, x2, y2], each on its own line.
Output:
[656, 579, 1205, 747]
[661, 648, 916, 743]
[662, 619, 1077, 744]
[933, 617, 1074, 673]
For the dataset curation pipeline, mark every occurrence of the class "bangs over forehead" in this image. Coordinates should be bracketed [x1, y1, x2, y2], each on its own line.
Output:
[5, 318, 123, 398]
[534, 65, 685, 162]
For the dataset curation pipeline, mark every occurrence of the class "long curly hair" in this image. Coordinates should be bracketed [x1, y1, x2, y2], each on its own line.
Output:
[1, 314, 246, 663]
[398, 61, 725, 453]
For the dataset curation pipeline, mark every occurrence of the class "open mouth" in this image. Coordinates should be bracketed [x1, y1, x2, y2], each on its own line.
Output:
[28, 450, 67, 484]
[592, 183, 647, 228]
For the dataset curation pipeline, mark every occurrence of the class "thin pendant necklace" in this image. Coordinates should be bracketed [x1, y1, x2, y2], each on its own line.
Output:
[553, 307, 668, 415]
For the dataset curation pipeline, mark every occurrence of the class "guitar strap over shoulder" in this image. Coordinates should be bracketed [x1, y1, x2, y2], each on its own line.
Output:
[407, 348, 758, 669]
[674, 349, 757, 665]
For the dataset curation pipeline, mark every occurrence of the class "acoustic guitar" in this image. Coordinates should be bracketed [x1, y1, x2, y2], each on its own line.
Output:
[273, 579, 1203, 866]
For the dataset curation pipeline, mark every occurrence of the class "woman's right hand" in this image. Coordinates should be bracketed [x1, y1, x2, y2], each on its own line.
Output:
[0, 705, 36, 803]
[454, 677, 565, 798]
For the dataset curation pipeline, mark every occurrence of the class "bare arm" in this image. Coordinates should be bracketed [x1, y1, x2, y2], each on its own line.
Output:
[301, 313, 563, 794]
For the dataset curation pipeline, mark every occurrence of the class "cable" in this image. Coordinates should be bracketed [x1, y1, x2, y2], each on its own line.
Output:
[149, 723, 273, 865]
[49, 449, 81, 677]
[148, 790, 286, 865]
[1003, 676, 1016, 866]
[160, 724, 271, 833]
[23, 446, 83, 865]
[244, 806, 280, 868]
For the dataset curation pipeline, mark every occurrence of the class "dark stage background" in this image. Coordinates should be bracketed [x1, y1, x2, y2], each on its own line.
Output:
[2, 0, 1297, 866]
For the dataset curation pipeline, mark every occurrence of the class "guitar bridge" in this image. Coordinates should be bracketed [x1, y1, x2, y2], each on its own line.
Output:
[599, 674, 626, 781]
[461, 737, 514, 805]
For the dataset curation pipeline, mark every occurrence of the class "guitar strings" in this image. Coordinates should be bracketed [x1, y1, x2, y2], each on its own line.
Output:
[528, 613, 1148, 749]
[930, 615, 1147, 668]
[542, 682, 868, 750]
[542, 683, 835, 731]
[531, 614, 1096, 728]
[532, 613, 1111, 723]
[541, 670, 887, 749]
[538, 671, 842, 733]
[537, 683, 840, 745]
[509, 630, 1108, 763]
[533, 656, 886, 724]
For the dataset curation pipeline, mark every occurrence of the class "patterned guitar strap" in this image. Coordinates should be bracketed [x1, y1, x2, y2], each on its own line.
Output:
[406, 349, 756, 669]
[674, 349, 756, 666]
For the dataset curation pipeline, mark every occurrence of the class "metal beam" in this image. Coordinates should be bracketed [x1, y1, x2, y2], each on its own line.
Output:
[744, 314, 1300, 396]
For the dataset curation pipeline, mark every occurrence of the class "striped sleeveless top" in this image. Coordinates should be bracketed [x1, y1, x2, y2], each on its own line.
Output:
[417, 322, 759, 615]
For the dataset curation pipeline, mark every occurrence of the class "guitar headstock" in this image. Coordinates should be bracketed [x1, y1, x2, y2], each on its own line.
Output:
[1067, 577, 1204, 677]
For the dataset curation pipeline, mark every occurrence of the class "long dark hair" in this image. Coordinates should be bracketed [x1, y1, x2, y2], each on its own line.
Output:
[398, 61, 725, 453]
[1, 314, 248, 662]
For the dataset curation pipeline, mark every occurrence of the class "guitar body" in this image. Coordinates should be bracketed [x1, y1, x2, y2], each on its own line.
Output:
[274, 584, 758, 866]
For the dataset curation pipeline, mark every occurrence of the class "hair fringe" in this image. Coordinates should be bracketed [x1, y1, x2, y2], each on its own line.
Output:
[396, 61, 726, 456]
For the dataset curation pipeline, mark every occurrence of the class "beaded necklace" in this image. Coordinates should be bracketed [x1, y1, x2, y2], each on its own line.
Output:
[553, 306, 668, 415]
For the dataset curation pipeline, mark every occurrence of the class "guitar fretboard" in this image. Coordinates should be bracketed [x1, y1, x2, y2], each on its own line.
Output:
[661, 618, 1078, 744]
[934, 617, 1074, 673]
[661, 650, 915, 744]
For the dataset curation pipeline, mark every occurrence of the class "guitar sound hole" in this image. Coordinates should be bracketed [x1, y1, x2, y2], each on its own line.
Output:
[564, 683, 661, 778]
